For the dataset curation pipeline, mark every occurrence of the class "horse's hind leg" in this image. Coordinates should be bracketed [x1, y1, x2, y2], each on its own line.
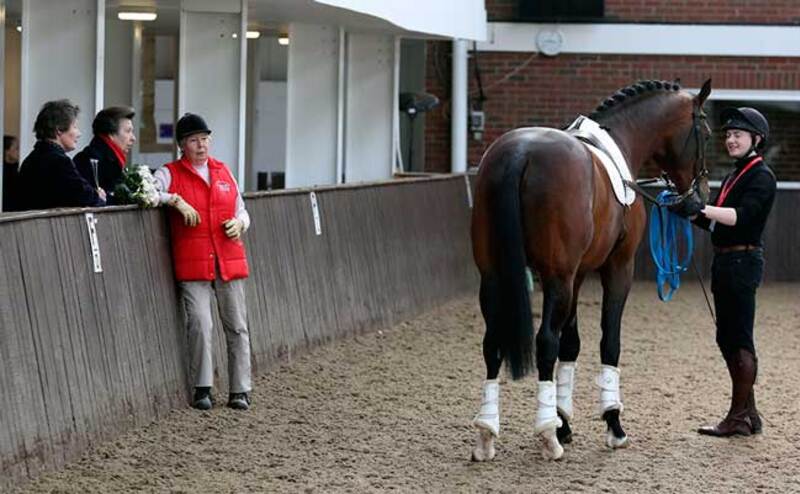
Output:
[534, 275, 575, 460]
[556, 275, 584, 444]
[472, 275, 503, 461]
[598, 261, 634, 449]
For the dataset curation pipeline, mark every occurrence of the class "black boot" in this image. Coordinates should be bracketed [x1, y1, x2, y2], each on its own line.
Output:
[698, 349, 755, 437]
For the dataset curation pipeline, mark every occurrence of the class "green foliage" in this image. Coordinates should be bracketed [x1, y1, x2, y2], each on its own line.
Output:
[113, 164, 159, 207]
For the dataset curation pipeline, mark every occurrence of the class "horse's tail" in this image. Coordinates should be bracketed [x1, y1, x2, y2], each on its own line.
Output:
[483, 160, 534, 380]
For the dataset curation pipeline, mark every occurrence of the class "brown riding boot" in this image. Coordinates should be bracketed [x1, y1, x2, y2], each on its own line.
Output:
[698, 349, 756, 437]
[747, 390, 762, 434]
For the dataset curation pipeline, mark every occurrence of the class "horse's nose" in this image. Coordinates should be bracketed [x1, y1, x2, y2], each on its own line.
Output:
[698, 178, 710, 203]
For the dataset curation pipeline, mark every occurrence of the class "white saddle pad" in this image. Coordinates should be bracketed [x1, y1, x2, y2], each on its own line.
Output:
[566, 116, 636, 206]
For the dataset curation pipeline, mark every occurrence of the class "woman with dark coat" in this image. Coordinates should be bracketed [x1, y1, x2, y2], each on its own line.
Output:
[17, 99, 105, 211]
[691, 107, 777, 437]
[74, 106, 137, 204]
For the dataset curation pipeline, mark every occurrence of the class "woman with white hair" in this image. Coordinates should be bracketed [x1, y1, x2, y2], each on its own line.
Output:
[154, 113, 252, 411]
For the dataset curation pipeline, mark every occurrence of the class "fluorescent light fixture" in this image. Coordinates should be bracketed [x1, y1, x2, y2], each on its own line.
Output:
[246, 31, 261, 39]
[118, 12, 157, 21]
[278, 35, 289, 46]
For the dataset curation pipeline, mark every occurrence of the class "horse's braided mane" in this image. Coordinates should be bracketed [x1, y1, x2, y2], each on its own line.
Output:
[589, 80, 682, 120]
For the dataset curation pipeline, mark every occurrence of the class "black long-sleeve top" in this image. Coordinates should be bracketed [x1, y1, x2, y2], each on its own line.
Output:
[74, 136, 124, 203]
[694, 155, 776, 248]
[17, 140, 105, 211]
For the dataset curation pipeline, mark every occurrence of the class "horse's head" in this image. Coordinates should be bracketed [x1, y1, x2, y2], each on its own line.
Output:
[653, 79, 713, 205]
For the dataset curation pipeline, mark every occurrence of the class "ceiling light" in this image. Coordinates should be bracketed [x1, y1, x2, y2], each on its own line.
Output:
[118, 12, 157, 21]
[278, 35, 289, 46]
[232, 33, 238, 38]
[246, 31, 261, 39]
[16, 25, 22, 33]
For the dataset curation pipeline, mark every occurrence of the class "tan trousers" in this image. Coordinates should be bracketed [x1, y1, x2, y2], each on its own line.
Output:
[180, 276, 251, 393]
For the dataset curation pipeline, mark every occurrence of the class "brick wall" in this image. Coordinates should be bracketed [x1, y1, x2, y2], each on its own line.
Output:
[486, 0, 800, 24]
[424, 47, 800, 180]
[606, 0, 800, 24]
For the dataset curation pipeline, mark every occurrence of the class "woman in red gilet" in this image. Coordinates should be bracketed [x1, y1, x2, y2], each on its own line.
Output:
[154, 113, 252, 411]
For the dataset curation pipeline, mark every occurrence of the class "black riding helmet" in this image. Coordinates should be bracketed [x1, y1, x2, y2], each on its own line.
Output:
[720, 107, 769, 151]
[175, 113, 212, 142]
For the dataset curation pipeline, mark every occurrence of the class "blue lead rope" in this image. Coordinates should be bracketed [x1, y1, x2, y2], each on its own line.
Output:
[649, 190, 694, 301]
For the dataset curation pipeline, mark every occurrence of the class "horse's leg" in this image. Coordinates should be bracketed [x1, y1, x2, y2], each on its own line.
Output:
[472, 275, 503, 461]
[534, 275, 575, 460]
[598, 260, 634, 449]
[555, 275, 584, 444]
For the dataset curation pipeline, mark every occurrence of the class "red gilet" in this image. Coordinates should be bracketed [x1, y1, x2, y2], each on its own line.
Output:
[166, 156, 249, 282]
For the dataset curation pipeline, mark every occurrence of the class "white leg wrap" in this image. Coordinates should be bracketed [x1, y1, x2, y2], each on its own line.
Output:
[535, 381, 564, 460]
[556, 361, 576, 420]
[534, 381, 562, 433]
[597, 365, 623, 417]
[472, 380, 500, 437]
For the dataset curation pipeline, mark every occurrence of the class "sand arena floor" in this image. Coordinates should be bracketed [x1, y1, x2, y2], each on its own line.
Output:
[14, 279, 800, 494]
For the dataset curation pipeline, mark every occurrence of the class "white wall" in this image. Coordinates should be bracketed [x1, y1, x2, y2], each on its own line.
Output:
[478, 23, 800, 57]
[21, 0, 101, 155]
[104, 18, 133, 108]
[285, 23, 340, 188]
[178, 10, 241, 172]
[259, 36, 288, 81]
[251, 80, 287, 185]
[344, 33, 395, 183]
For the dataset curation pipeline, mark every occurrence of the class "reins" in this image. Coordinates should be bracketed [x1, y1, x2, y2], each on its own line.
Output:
[619, 109, 716, 323]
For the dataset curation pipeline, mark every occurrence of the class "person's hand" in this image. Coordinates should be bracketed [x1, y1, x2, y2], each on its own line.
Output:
[97, 187, 107, 202]
[223, 218, 244, 240]
[667, 194, 704, 219]
[168, 194, 201, 227]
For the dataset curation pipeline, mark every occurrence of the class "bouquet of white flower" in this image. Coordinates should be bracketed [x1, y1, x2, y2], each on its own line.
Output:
[113, 164, 159, 208]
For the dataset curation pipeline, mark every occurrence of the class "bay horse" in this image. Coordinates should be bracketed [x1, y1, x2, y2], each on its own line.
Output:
[470, 79, 712, 461]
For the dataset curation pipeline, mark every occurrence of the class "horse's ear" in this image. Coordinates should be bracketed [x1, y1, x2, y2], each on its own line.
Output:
[697, 78, 712, 106]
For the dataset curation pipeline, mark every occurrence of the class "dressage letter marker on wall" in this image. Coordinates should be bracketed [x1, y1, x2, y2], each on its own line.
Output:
[465, 174, 473, 209]
[84, 213, 103, 273]
[309, 192, 323, 236]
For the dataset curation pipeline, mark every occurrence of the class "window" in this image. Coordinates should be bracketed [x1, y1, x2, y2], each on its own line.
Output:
[706, 93, 800, 182]
[518, 0, 604, 21]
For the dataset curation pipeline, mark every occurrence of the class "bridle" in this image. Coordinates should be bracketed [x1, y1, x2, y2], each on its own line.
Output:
[624, 106, 710, 206]
[624, 106, 717, 323]
[672, 107, 711, 202]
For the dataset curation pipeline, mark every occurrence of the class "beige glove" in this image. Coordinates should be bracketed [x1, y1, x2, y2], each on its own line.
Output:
[223, 218, 245, 240]
[168, 194, 201, 227]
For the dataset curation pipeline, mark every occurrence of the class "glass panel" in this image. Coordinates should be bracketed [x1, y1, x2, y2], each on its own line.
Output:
[707, 100, 800, 182]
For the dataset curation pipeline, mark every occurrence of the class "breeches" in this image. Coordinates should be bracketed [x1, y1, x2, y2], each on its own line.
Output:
[180, 276, 252, 393]
[711, 250, 764, 358]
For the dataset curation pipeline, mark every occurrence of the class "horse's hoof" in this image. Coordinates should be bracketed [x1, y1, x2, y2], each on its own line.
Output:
[602, 409, 628, 449]
[556, 412, 573, 444]
[538, 428, 564, 460]
[471, 429, 496, 462]
[606, 429, 629, 449]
